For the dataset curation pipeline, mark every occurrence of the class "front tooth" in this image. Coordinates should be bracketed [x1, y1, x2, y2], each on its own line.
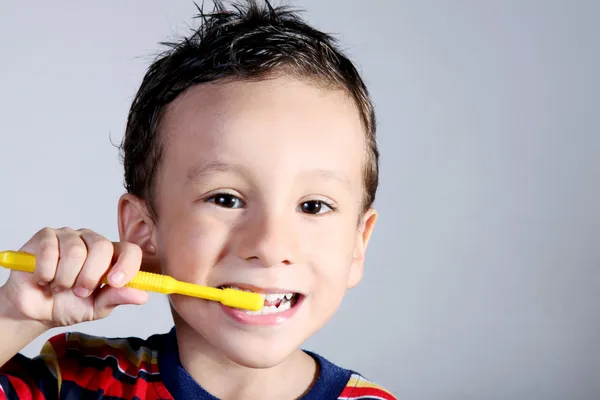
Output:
[265, 294, 280, 302]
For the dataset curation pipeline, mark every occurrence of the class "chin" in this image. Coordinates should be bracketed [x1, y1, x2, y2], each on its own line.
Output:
[219, 340, 298, 369]
[170, 293, 342, 370]
[171, 301, 308, 369]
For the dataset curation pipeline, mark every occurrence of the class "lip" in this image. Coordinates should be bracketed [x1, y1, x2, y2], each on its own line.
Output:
[217, 282, 304, 295]
[220, 293, 305, 326]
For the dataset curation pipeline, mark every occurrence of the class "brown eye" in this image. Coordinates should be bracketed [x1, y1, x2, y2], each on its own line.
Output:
[300, 200, 332, 215]
[208, 193, 243, 208]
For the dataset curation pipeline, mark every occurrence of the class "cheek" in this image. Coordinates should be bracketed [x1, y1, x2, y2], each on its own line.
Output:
[302, 218, 357, 281]
[156, 209, 231, 284]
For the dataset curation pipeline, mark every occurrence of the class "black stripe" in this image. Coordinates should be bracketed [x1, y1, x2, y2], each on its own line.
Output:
[65, 349, 162, 384]
[27, 356, 59, 398]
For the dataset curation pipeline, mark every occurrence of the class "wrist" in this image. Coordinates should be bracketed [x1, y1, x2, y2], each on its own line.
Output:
[0, 286, 49, 337]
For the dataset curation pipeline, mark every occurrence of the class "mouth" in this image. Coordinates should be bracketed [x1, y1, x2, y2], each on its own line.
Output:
[218, 284, 302, 315]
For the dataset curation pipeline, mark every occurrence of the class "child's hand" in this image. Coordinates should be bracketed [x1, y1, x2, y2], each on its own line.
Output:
[0, 227, 151, 329]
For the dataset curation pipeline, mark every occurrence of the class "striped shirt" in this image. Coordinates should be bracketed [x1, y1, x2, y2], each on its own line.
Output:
[0, 327, 396, 399]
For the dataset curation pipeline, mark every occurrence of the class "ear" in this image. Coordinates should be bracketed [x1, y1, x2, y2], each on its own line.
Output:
[347, 208, 378, 289]
[118, 193, 160, 273]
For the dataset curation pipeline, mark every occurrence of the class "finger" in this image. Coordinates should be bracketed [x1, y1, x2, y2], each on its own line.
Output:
[73, 230, 115, 298]
[106, 242, 142, 287]
[19, 227, 59, 285]
[52, 227, 87, 292]
[109, 241, 161, 274]
[93, 285, 149, 320]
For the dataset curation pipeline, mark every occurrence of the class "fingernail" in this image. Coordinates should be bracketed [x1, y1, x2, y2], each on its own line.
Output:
[73, 287, 90, 298]
[110, 271, 125, 286]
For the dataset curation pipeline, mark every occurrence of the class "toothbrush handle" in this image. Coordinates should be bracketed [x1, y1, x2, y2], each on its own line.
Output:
[0, 251, 36, 273]
[0, 251, 174, 296]
[0, 250, 184, 297]
[1, 250, 263, 311]
[107, 271, 177, 295]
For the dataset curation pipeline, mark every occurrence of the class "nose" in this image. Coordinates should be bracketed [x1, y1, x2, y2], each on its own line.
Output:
[233, 209, 296, 267]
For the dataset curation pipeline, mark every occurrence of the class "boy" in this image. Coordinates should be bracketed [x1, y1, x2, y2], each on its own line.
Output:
[0, 1, 396, 399]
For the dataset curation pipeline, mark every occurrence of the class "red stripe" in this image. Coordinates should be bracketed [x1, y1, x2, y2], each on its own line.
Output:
[340, 385, 396, 399]
[6, 375, 46, 400]
[59, 378, 170, 400]
[59, 357, 98, 387]
[49, 332, 160, 387]
[47, 333, 67, 353]
[58, 351, 166, 399]
[1, 358, 48, 400]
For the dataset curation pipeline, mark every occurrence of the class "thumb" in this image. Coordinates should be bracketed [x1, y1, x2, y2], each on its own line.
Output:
[93, 285, 149, 320]
[111, 241, 162, 275]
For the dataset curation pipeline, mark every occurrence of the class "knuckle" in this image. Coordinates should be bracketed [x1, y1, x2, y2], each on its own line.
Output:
[38, 226, 56, 238]
[21, 227, 55, 253]
[90, 236, 113, 254]
[34, 229, 57, 251]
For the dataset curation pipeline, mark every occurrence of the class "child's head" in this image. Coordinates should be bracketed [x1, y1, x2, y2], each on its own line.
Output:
[117, 0, 379, 368]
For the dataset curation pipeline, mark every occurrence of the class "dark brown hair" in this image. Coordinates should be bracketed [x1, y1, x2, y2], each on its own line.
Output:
[119, 0, 378, 218]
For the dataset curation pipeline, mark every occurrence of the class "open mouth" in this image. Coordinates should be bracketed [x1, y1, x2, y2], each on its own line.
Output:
[218, 285, 301, 315]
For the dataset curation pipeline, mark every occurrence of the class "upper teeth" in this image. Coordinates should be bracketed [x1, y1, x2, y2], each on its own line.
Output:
[265, 293, 293, 301]
[226, 286, 295, 301]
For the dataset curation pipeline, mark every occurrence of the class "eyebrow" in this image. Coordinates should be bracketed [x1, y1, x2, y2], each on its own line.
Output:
[304, 169, 353, 193]
[186, 160, 247, 184]
[186, 161, 353, 193]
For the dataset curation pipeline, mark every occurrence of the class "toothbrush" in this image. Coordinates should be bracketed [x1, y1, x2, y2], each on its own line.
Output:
[0, 250, 263, 311]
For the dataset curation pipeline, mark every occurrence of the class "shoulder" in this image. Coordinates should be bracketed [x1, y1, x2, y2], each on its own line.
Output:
[305, 350, 397, 400]
[44, 329, 165, 369]
[339, 372, 397, 400]
[41, 330, 171, 397]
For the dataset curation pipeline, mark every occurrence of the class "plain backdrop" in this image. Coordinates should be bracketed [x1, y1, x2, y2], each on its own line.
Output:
[1, 1, 599, 398]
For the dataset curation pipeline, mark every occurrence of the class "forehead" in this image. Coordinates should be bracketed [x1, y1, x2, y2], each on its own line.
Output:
[158, 76, 366, 185]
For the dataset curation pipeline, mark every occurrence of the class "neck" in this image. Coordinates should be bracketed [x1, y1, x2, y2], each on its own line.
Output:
[173, 316, 319, 400]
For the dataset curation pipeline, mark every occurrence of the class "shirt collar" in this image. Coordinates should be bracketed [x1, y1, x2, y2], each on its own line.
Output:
[158, 326, 351, 399]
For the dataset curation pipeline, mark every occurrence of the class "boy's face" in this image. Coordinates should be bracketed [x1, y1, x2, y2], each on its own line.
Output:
[121, 75, 377, 368]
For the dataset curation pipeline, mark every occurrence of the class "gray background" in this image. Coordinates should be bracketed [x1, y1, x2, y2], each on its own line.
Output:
[1, 1, 599, 398]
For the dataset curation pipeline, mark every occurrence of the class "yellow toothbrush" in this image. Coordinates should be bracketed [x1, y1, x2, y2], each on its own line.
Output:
[0, 250, 263, 311]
